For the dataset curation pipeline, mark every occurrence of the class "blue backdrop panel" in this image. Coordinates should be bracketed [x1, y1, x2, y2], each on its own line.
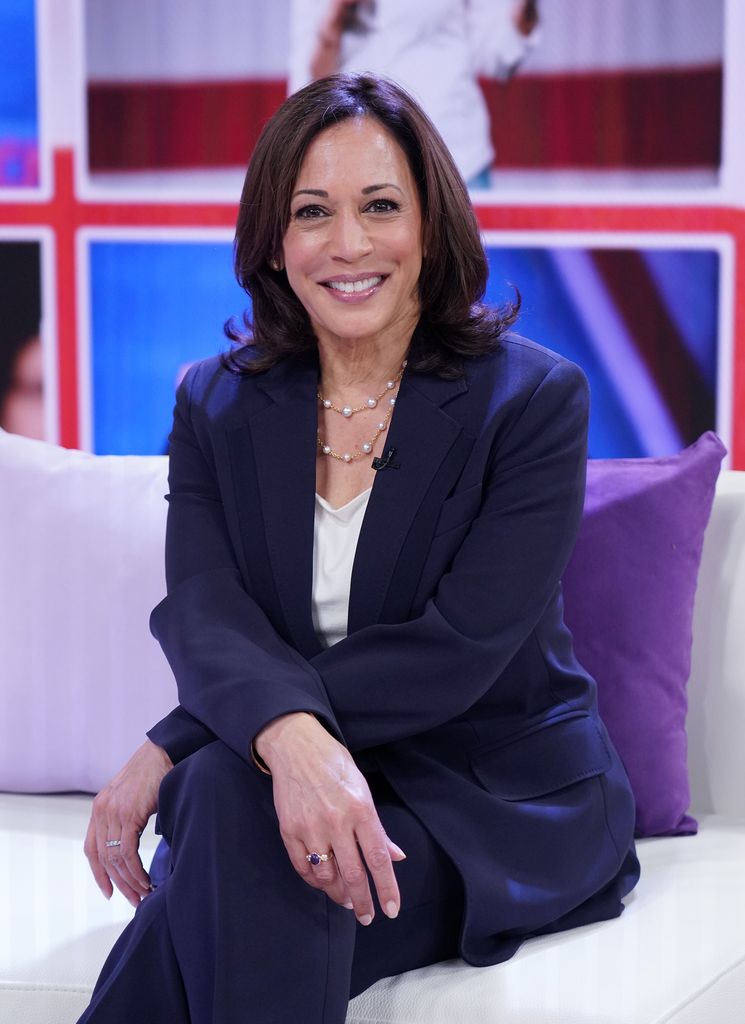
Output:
[0, 0, 38, 185]
[484, 244, 719, 458]
[89, 239, 248, 455]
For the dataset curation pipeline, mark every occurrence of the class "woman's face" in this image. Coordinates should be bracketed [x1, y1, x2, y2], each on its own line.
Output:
[282, 117, 423, 352]
[0, 335, 44, 440]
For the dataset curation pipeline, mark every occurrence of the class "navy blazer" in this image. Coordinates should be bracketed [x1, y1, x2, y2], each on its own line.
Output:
[148, 333, 638, 966]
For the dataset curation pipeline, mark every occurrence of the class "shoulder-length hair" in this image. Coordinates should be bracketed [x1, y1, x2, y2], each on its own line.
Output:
[224, 73, 517, 378]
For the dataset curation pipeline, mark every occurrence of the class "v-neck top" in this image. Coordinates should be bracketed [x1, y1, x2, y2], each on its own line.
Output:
[312, 487, 372, 648]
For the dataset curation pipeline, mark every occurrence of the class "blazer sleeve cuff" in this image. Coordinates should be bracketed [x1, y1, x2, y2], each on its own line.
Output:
[147, 705, 216, 765]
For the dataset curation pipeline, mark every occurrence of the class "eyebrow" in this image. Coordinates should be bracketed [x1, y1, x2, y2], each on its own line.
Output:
[291, 182, 404, 199]
[362, 183, 404, 195]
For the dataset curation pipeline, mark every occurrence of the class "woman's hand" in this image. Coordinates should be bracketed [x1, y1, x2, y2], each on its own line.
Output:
[255, 712, 406, 925]
[514, 0, 540, 36]
[84, 739, 173, 908]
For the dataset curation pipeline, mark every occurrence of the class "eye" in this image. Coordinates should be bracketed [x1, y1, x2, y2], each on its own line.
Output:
[365, 198, 400, 214]
[293, 204, 329, 220]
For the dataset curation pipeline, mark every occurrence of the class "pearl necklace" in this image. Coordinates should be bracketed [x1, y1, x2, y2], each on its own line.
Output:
[317, 395, 397, 463]
[316, 360, 405, 464]
[317, 361, 406, 418]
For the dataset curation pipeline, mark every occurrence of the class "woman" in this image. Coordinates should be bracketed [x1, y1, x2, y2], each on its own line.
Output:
[79, 74, 639, 1023]
[289, 0, 540, 187]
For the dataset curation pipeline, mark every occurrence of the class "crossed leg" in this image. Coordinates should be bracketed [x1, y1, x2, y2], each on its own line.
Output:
[77, 741, 462, 1024]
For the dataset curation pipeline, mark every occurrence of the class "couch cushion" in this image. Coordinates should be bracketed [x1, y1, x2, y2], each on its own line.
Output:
[0, 429, 175, 792]
[1, 793, 743, 1024]
[687, 471, 745, 819]
[562, 432, 725, 837]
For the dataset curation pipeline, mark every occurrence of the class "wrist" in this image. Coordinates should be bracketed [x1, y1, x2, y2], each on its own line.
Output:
[254, 712, 318, 769]
[144, 737, 173, 771]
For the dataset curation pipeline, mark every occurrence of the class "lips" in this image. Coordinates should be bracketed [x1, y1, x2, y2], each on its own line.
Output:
[322, 274, 386, 294]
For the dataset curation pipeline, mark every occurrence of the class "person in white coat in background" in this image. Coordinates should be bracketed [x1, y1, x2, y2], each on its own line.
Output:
[289, 0, 539, 189]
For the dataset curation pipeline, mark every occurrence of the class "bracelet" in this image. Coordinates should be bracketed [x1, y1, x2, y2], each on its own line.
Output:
[250, 741, 272, 776]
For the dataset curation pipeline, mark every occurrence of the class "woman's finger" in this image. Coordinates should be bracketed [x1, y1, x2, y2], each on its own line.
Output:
[119, 828, 152, 895]
[307, 857, 350, 909]
[93, 802, 117, 897]
[355, 817, 402, 921]
[83, 813, 112, 899]
[120, 839, 151, 897]
[386, 836, 407, 862]
[304, 840, 338, 889]
[111, 819, 152, 898]
[282, 834, 327, 891]
[106, 860, 143, 909]
[93, 808, 142, 908]
[100, 831, 143, 909]
[330, 833, 376, 925]
[306, 856, 351, 910]
[282, 834, 353, 908]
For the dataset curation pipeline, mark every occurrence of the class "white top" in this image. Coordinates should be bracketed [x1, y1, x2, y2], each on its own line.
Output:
[289, 0, 536, 182]
[312, 486, 373, 647]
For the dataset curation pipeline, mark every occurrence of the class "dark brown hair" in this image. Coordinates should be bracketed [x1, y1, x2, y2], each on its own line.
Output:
[0, 242, 41, 404]
[224, 73, 517, 377]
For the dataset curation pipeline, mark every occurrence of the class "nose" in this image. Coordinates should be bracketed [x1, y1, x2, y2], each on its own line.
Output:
[329, 209, 373, 262]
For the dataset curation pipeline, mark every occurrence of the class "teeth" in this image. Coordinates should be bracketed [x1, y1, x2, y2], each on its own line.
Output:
[328, 276, 382, 294]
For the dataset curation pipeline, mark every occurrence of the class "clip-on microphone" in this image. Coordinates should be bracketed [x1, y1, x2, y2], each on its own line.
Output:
[372, 447, 397, 471]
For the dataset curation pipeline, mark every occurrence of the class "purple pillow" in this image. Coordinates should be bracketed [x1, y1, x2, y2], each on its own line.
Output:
[562, 432, 726, 838]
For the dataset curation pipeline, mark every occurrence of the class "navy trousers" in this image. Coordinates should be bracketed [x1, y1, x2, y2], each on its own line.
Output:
[76, 742, 464, 1023]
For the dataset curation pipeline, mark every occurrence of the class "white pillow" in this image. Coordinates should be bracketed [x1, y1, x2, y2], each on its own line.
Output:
[0, 429, 176, 792]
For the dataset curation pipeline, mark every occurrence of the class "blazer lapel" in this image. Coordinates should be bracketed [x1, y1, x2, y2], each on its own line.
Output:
[228, 351, 323, 658]
[348, 370, 473, 633]
[226, 353, 474, 652]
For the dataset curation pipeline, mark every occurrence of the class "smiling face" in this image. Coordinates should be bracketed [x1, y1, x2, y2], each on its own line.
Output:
[282, 117, 423, 353]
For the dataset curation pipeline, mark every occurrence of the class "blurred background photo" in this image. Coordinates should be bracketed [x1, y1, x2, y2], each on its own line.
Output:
[83, 0, 723, 194]
[0, 240, 43, 440]
[484, 239, 723, 457]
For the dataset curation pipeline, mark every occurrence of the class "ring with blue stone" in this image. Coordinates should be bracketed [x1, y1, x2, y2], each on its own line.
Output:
[305, 851, 334, 866]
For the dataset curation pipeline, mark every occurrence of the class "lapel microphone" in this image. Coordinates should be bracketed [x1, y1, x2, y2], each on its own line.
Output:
[372, 447, 398, 471]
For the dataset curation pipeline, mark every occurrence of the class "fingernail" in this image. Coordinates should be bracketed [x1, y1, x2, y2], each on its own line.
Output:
[358, 913, 373, 926]
[343, 901, 354, 910]
[385, 900, 399, 919]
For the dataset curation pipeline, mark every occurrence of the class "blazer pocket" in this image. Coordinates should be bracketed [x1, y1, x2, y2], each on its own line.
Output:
[433, 483, 483, 537]
[470, 714, 612, 801]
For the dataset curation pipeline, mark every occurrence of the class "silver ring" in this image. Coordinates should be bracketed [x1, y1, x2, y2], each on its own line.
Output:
[306, 851, 334, 866]
[105, 839, 122, 848]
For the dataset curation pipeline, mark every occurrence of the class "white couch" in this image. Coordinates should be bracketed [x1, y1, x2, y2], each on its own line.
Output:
[2, 437, 745, 1023]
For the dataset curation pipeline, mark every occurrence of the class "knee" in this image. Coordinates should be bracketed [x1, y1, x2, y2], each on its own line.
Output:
[183, 741, 251, 792]
[158, 741, 272, 838]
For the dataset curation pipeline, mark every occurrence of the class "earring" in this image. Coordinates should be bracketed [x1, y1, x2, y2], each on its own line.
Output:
[269, 257, 282, 271]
